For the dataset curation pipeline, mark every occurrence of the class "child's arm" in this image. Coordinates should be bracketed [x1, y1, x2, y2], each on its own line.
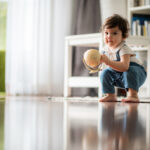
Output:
[100, 54, 130, 72]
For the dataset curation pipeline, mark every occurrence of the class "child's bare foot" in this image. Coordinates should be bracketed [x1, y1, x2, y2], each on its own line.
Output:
[99, 94, 117, 102]
[122, 88, 139, 103]
[121, 96, 139, 103]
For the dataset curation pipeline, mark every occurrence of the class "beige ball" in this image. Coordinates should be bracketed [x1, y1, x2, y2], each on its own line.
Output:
[83, 49, 101, 68]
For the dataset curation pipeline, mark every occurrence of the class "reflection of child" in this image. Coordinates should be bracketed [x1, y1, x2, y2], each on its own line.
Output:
[99, 14, 147, 102]
[99, 103, 145, 150]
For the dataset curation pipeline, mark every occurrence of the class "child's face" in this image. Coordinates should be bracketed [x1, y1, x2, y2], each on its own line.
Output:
[104, 26, 124, 50]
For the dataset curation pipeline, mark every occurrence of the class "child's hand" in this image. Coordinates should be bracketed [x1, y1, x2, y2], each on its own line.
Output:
[100, 54, 110, 65]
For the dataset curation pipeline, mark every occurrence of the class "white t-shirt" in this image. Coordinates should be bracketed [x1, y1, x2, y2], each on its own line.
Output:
[103, 41, 144, 67]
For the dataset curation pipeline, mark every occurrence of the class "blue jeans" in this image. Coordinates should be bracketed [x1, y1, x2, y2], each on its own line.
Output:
[100, 62, 147, 94]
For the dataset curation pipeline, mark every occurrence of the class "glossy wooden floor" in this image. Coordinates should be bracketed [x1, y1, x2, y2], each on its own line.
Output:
[0, 96, 150, 150]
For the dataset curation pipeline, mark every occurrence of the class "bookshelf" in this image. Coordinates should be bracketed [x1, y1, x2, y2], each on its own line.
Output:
[128, 0, 150, 37]
[127, 0, 150, 97]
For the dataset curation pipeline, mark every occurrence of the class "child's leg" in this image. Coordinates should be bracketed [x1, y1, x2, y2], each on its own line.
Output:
[99, 68, 118, 102]
[122, 88, 139, 102]
[121, 64, 146, 102]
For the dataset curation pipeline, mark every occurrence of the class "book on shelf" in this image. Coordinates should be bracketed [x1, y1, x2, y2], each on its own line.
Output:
[132, 0, 150, 6]
[131, 14, 150, 37]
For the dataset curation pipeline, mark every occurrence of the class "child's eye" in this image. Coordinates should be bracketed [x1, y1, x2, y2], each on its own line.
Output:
[113, 32, 118, 35]
[104, 32, 108, 35]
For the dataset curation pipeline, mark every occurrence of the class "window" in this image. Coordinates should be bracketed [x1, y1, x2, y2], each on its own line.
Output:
[0, 1, 7, 50]
[0, 1, 7, 94]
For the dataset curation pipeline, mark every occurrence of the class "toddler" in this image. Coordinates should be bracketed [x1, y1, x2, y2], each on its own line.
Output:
[99, 14, 147, 102]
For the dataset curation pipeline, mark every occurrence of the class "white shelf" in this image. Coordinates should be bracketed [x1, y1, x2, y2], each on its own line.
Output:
[142, 79, 148, 89]
[64, 33, 104, 97]
[126, 36, 150, 46]
[68, 77, 99, 88]
[65, 33, 101, 47]
[129, 5, 150, 14]
[131, 47, 148, 51]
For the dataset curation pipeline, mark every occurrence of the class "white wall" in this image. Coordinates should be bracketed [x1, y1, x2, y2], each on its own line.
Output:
[100, 0, 127, 24]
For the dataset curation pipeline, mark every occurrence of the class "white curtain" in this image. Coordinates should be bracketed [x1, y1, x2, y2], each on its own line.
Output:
[6, 0, 73, 96]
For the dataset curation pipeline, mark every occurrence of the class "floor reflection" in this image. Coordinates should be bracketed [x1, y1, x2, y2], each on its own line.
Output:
[0, 100, 4, 150]
[1, 97, 150, 150]
[64, 101, 150, 150]
[64, 101, 99, 150]
[4, 97, 64, 150]
[98, 103, 149, 150]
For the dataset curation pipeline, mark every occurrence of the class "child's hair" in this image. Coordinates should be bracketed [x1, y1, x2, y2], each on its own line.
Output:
[101, 14, 129, 38]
